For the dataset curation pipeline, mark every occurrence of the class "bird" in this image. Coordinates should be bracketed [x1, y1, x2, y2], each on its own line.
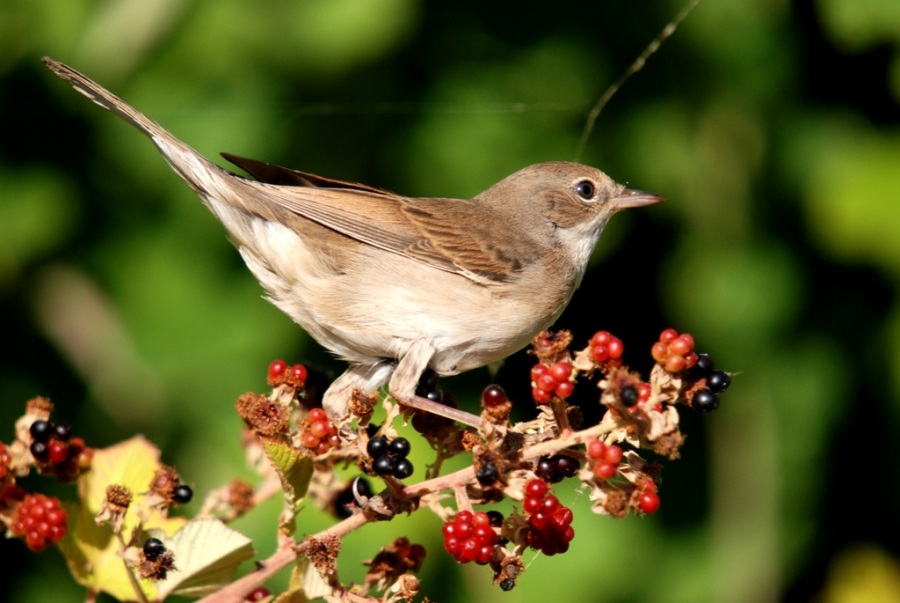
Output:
[43, 57, 663, 428]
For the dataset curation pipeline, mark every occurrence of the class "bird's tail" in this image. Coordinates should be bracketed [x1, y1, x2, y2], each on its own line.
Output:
[42, 57, 229, 200]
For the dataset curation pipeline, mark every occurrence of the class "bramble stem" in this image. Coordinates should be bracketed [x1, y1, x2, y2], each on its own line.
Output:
[197, 419, 618, 603]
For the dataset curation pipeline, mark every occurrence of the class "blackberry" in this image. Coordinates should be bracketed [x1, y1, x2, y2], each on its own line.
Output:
[143, 538, 166, 560]
[693, 389, 720, 413]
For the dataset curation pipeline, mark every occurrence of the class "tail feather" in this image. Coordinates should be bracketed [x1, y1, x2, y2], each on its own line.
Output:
[42, 57, 227, 199]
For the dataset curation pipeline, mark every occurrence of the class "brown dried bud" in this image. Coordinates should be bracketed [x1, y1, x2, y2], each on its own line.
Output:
[235, 392, 290, 438]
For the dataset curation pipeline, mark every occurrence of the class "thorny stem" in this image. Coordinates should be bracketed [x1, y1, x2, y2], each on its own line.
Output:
[196, 420, 619, 603]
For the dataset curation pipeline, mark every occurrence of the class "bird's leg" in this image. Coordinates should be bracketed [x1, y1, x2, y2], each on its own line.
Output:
[390, 342, 482, 429]
[323, 362, 396, 420]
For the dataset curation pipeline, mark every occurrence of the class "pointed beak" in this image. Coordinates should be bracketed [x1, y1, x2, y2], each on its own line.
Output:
[611, 188, 665, 211]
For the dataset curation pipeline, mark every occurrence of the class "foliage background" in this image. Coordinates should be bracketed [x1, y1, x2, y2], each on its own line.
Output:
[1, 0, 899, 601]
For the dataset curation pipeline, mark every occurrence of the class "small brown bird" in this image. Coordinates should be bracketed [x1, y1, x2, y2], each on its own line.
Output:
[43, 57, 662, 427]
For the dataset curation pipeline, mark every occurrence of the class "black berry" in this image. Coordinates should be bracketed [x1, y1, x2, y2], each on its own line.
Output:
[486, 510, 504, 527]
[366, 435, 388, 458]
[372, 455, 395, 475]
[29, 420, 53, 443]
[143, 537, 166, 560]
[693, 353, 714, 377]
[500, 578, 515, 591]
[708, 370, 731, 393]
[393, 458, 414, 479]
[389, 437, 411, 458]
[555, 455, 580, 478]
[30, 441, 49, 461]
[53, 422, 73, 441]
[476, 462, 499, 485]
[535, 456, 560, 483]
[693, 389, 720, 413]
[173, 484, 193, 504]
[620, 386, 639, 407]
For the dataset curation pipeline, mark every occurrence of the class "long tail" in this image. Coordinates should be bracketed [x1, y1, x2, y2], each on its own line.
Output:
[42, 57, 230, 200]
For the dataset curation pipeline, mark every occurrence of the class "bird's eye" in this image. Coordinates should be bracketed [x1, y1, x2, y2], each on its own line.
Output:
[575, 180, 595, 200]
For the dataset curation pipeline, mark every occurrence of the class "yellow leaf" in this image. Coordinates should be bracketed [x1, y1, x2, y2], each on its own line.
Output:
[58, 436, 187, 601]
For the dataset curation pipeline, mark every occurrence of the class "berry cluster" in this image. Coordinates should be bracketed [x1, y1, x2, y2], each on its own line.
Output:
[442, 510, 499, 564]
[367, 435, 414, 479]
[267, 359, 308, 388]
[587, 440, 623, 480]
[29, 419, 91, 482]
[11, 493, 68, 552]
[590, 331, 624, 367]
[534, 454, 580, 483]
[302, 408, 340, 455]
[530, 361, 575, 404]
[688, 354, 732, 413]
[651, 328, 699, 373]
[522, 479, 574, 556]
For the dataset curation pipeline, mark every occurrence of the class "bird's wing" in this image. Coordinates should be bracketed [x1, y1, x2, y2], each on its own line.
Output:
[223, 153, 522, 281]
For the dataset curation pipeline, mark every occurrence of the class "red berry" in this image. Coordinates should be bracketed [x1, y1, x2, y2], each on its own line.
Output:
[537, 373, 558, 392]
[246, 587, 271, 602]
[48, 439, 68, 464]
[523, 496, 541, 514]
[301, 432, 320, 449]
[532, 387, 552, 404]
[471, 512, 491, 528]
[604, 444, 623, 465]
[481, 385, 508, 408]
[659, 328, 678, 344]
[664, 355, 686, 373]
[308, 408, 327, 422]
[607, 337, 624, 359]
[291, 364, 308, 385]
[594, 462, 616, 480]
[549, 361, 573, 382]
[591, 331, 611, 346]
[639, 490, 661, 514]
[651, 341, 668, 363]
[531, 363, 549, 382]
[554, 380, 575, 399]
[592, 344, 610, 362]
[525, 479, 548, 500]
[309, 421, 329, 439]
[268, 360, 287, 382]
[638, 383, 652, 402]
[669, 334, 694, 356]
[587, 440, 606, 460]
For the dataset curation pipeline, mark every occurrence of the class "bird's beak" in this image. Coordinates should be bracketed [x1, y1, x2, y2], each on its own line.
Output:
[611, 188, 665, 211]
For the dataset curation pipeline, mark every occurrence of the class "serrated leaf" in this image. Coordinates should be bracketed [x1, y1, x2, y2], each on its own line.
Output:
[272, 558, 333, 603]
[57, 436, 187, 601]
[262, 440, 313, 535]
[156, 518, 255, 598]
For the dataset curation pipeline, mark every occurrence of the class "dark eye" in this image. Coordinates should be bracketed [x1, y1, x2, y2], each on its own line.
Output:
[575, 180, 595, 200]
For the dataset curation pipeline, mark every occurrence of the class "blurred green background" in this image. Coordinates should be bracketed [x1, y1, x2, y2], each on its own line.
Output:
[2, 0, 899, 601]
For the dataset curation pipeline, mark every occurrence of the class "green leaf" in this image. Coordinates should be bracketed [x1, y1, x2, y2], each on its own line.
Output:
[262, 440, 313, 535]
[156, 518, 255, 598]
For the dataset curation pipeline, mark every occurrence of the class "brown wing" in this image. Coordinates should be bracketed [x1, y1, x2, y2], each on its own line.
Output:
[222, 153, 387, 193]
[224, 153, 533, 282]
